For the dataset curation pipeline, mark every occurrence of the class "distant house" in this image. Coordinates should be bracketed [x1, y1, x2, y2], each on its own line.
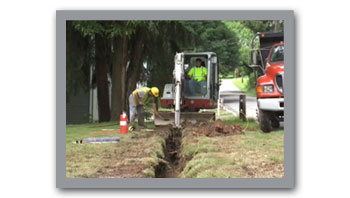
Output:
[66, 89, 90, 124]
[66, 73, 147, 124]
[66, 75, 111, 124]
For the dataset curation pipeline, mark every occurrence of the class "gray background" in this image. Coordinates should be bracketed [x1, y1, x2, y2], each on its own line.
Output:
[57, 10, 294, 188]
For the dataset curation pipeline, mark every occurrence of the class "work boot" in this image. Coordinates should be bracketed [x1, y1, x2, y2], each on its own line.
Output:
[138, 125, 147, 130]
[128, 126, 136, 132]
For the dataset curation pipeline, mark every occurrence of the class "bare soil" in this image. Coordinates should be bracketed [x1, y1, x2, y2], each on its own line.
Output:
[155, 128, 183, 178]
[82, 126, 173, 178]
[68, 119, 279, 178]
[155, 120, 245, 178]
[184, 119, 244, 137]
[87, 125, 184, 178]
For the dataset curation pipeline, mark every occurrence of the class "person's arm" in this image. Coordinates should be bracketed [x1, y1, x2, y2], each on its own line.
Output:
[133, 92, 144, 106]
[188, 68, 194, 79]
[153, 103, 159, 117]
[153, 96, 163, 117]
[153, 96, 164, 118]
[204, 67, 208, 79]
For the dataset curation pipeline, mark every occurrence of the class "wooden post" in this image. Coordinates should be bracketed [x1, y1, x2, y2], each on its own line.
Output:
[217, 98, 220, 118]
[239, 95, 246, 122]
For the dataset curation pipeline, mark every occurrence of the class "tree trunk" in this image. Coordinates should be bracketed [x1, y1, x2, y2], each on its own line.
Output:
[95, 35, 111, 122]
[271, 20, 278, 32]
[110, 36, 129, 121]
[125, 27, 146, 109]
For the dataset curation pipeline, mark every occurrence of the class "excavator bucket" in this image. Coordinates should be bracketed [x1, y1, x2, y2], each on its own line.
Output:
[154, 111, 215, 127]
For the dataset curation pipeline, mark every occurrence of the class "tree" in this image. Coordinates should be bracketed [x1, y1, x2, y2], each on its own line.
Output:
[144, 20, 243, 90]
[70, 21, 112, 122]
[225, 20, 284, 88]
[125, 26, 147, 110]
[95, 34, 111, 122]
[67, 20, 277, 123]
[66, 21, 91, 103]
[109, 21, 145, 121]
[224, 21, 254, 73]
[144, 21, 197, 94]
[239, 21, 272, 33]
[70, 21, 144, 122]
[180, 21, 240, 75]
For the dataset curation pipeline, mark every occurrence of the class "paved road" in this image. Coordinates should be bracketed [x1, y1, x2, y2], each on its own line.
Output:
[219, 79, 258, 119]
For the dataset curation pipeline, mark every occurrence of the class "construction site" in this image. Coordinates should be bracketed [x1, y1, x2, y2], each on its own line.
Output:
[66, 20, 285, 178]
[66, 116, 283, 178]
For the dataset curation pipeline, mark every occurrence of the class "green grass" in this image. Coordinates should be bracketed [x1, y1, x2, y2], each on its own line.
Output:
[180, 116, 284, 178]
[219, 74, 235, 79]
[232, 77, 257, 97]
[66, 114, 284, 178]
[216, 109, 234, 117]
[66, 121, 169, 178]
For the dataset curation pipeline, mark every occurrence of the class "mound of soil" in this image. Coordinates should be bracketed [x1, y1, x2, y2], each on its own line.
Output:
[195, 119, 244, 137]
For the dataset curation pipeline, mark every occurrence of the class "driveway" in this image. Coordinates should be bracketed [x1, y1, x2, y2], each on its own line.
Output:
[219, 79, 258, 119]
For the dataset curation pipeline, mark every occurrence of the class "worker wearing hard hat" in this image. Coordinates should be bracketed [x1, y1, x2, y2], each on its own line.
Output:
[128, 87, 161, 130]
[188, 58, 208, 95]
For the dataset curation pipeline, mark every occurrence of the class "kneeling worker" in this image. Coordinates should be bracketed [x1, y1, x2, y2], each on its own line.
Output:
[128, 87, 161, 130]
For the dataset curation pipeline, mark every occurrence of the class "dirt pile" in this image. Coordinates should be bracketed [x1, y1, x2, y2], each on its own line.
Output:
[194, 119, 244, 137]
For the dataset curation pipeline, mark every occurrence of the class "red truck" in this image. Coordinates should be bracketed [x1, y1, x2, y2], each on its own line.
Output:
[250, 32, 284, 132]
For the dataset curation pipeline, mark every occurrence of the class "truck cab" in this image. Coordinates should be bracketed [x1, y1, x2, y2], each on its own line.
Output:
[250, 32, 284, 132]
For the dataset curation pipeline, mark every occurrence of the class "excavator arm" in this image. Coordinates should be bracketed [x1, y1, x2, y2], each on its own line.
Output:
[174, 53, 184, 128]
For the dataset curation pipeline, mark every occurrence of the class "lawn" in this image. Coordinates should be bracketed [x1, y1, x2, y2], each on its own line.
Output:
[66, 113, 284, 178]
[66, 122, 170, 178]
[180, 116, 284, 178]
[232, 77, 257, 97]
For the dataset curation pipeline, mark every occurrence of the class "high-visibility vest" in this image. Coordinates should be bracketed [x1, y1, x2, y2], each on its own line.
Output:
[132, 87, 151, 104]
[191, 66, 207, 82]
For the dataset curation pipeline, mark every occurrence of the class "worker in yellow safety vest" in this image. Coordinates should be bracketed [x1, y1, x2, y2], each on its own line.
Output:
[128, 87, 161, 131]
[188, 58, 208, 95]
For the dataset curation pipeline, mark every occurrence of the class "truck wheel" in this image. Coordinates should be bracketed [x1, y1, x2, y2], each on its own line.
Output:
[259, 110, 272, 133]
[271, 119, 280, 128]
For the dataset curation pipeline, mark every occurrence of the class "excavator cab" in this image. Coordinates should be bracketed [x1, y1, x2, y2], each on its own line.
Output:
[182, 54, 219, 100]
[157, 52, 219, 127]
[183, 56, 208, 97]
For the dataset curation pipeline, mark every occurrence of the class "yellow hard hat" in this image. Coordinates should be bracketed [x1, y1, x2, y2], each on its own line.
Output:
[151, 87, 159, 97]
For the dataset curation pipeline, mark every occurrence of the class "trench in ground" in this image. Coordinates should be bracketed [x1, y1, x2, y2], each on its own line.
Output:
[155, 128, 183, 178]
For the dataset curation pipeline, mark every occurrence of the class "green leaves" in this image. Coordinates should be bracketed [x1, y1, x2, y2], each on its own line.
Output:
[224, 21, 255, 74]
[66, 20, 283, 101]
[71, 21, 104, 38]
[71, 20, 144, 39]
[178, 21, 240, 75]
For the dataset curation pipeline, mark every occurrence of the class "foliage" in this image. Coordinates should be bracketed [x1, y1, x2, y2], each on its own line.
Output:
[232, 76, 257, 97]
[145, 20, 242, 90]
[224, 20, 284, 89]
[181, 21, 240, 75]
[145, 21, 197, 92]
[66, 21, 92, 102]
[224, 21, 254, 77]
[71, 20, 144, 38]
[239, 21, 272, 33]
[66, 20, 284, 117]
